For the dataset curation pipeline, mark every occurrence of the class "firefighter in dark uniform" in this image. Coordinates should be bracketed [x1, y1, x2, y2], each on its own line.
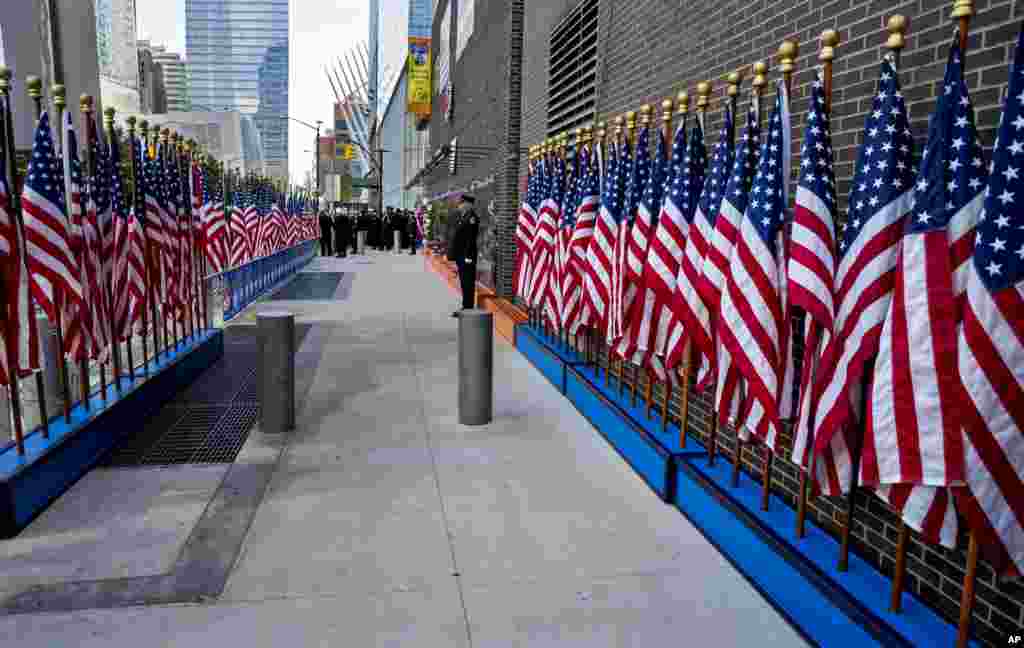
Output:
[449, 194, 479, 317]
[332, 206, 349, 257]
[405, 210, 417, 255]
[318, 207, 333, 256]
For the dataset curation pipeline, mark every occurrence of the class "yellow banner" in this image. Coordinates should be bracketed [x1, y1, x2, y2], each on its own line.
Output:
[407, 37, 432, 117]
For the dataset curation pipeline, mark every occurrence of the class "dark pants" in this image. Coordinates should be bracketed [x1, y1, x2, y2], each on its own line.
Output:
[458, 262, 476, 310]
[320, 235, 332, 257]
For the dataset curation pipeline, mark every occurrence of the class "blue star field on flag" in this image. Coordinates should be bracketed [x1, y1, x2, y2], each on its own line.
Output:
[799, 75, 837, 215]
[25, 113, 66, 214]
[747, 86, 788, 256]
[698, 105, 734, 224]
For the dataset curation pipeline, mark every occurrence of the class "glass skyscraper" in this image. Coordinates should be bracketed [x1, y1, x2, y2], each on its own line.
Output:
[185, 0, 289, 180]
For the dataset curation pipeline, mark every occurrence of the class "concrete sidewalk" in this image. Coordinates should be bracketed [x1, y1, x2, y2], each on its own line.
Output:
[0, 251, 806, 647]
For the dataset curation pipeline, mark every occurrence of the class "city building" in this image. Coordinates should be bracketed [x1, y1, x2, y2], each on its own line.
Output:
[96, 0, 140, 113]
[186, 0, 289, 180]
[140, 42, 189, 112]
[0, 0, 102, 148]
[379, 65, 429, 211]
[136, 46, 167, 114]
[130, 110, 265, 175]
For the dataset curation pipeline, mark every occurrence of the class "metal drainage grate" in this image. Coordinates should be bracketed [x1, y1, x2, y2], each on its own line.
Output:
[191, 404, 261, 463]
[235, 373, 261, 403]
[103, 406, 190, 467]
[138, 406, 230, 465]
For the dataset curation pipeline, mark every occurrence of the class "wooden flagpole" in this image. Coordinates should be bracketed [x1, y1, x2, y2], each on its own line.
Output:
[952, 1, 978, 645]
[102, 106, 124, 395]
[80, 95, 109, 404]
[48, 84, 73, 423]
[762, 39, 799, 513]
[662, 93, 687, 436]
[795, 28, 841, 537]
[708, 71, 744, 467]
[676, 82, 711, 450]
[646, 89, 667, 420]
[731, 61, 767, 487]
[624, 107, 641, 406]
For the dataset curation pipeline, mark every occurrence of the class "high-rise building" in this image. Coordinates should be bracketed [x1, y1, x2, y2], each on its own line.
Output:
[96, 0, 140, 113]
[137, 46, 167, 114]
[141, 43, 190, 112]
[186, 0, 289, 180]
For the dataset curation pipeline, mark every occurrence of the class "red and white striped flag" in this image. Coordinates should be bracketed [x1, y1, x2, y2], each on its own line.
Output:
[956, 25, 1024, 577]
[717, 83, 791, 451]
[529, 157, 563, 328]
[788, 75, 838, 475]
[515, 162, 538, 303]
[563, 147, 599, 335]
[582, 135, 628, 337]
[861, 38, 983, 551]
[632, 120, 692, 382]
[612, 121, 652, 357]
[0, 136, 39, 383]
[808, 56, 916, 498]
[22, 112, 83, 325]
[666, 108, 733, 387]
[706, 101, 759, 428]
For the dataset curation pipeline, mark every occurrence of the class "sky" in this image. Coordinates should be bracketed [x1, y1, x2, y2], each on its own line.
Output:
[135, 0, 370, 185]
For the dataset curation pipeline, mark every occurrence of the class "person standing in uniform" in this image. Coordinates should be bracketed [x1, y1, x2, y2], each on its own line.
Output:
[319, 207, 333, 256]
[333, 206, 348, 257]
[405, 210, 417, 255]
[450, 194, 479, 317]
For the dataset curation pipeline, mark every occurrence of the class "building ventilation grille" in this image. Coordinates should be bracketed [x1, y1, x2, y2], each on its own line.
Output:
[546, 0, 599, 138]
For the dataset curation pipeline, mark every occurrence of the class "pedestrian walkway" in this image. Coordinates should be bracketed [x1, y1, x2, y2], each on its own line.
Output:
[0, 250, 806, 646]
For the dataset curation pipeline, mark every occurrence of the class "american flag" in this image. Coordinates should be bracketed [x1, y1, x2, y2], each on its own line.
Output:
[530, 156, 561, 327]
[661, 116, 708, 372]
[708, 101, 760, 427]
[718, 83, 790, 451]
[555, 145, 580, 331]
[21, 112, 82, 324]
[84, 116, 112, 362]
[109, 130, 135, 342]
[244, 185, 260, 260]
[809, 56, 915, 499]
[159, 145, 184, 318]
[515, 161, 539, 303]
[668, 106, 734, 388]
[789, 74, 838, 475]
[865, 35, 985, 547]
[0, 131, 39, 384]
[633, 119, 691, 381]
[612, 120, 651, 347]
[229, 187, 249, 267]
[143, 146, 171, 311]
[564, 146, 599, 335]
[60, 115, 96, 363]
[957, 25, 1024, 576]
[201, 165, 227, 272]
[605, 133, 634, 344]
[583, 131, 628, 337]
[619, 123, 668, 365]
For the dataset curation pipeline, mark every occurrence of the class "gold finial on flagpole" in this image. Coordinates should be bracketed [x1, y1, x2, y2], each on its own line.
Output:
[661, 98, 673, 124]
[103, 106, 115, 130]
[819, 29, 840, 63]
[0, 67, 11, 98]
[752, 61, 768, 96]
[727, 69, 744, 98]
[26, 76, 42, 101]
[778, 40, 799, 75]
[676, 91, 689, 117]
[696, 81, 711, 111]
[886, 15, 908, 52]
[613, 115, 624, 143]
[80, 94, 93, 115]
[625, 110, 637, 142]
[951, 0, 973, 18]
[52, 84, 65, 111]
[638, 103, 652, 128]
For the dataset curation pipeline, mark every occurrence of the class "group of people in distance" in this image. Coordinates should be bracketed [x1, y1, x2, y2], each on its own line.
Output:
[318, 205, 418, 257]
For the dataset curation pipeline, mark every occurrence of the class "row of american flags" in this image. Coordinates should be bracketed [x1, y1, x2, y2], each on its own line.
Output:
[514, 26, 1024, 583]
[0, 98, 317, 453]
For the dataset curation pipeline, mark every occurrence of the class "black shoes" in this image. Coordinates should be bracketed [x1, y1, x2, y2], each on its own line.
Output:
[451, 311, 460, 318]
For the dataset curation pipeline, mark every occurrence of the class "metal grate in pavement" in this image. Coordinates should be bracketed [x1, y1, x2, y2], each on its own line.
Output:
[191, 404, 261, 463]
[103, 323, 314, 467]
[138, 406, 229, 465]
[269, 273, 343, 300]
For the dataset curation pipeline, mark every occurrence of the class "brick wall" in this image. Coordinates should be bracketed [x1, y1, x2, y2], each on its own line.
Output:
[514, 0, 1024, 644]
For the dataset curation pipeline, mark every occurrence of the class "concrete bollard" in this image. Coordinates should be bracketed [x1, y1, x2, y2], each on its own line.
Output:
[258, 311, 295, 433]
[458, 309, 493, 425]
[357, 230, 367, 254]
[393, 230, 402, 253]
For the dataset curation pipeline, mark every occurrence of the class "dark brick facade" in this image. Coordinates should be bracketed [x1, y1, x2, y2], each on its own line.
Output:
[508, 0, 1024, 645]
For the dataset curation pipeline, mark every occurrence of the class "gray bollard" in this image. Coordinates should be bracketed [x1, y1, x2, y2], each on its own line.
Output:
[458, 309, 493, 425]
[258, 311, 295, 433]
[393, 230, 402, 253]
[357, 230, 367, 254]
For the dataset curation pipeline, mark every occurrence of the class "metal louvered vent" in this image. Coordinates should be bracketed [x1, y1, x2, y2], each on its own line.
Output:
[547, 0, 599, 138]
